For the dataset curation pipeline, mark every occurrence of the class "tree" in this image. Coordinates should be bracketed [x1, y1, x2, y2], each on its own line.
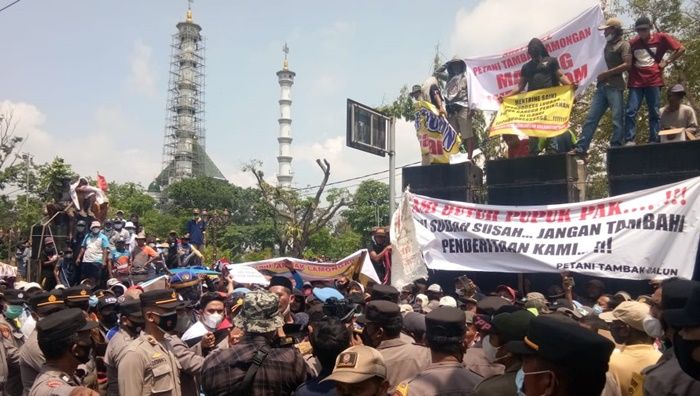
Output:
[247, 159, 349, 257]
[165, 177, 239, 211]
[343, 179, 390, 241]
[108, 182, 156, 217]
[0, 108, 26, 190]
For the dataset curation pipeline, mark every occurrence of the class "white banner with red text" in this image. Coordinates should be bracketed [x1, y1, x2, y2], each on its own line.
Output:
[401, 177, 700, 280]
[465, 5, 606, 111]
[233, 249, 380, 284]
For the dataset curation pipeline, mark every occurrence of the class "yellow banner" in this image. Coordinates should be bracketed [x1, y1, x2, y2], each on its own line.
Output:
[414, 101, 462, 164]
[490, 85, 574, 138]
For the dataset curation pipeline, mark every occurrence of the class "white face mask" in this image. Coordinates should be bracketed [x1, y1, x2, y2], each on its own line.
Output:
[482, 335, 504, 363]
[605, 33, 615, 42]
[202, 312, 223, 329]
[643, 315, 664, 339]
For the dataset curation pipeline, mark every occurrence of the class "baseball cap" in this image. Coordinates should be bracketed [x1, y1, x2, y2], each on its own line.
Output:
[124, 221, 135, 229]
[635, 16, 652, 29]
[233, 290, 284, 333]
[90, 221, 101, 229]
[599, 301, 649, 331]
[439, 296, 457, 307]
[322, 345, 387, 384]
[427, 284, 443, 293]
[664, 282, 700, 328]
[598, 17, 622, 30]
[668, 84, 686, 94]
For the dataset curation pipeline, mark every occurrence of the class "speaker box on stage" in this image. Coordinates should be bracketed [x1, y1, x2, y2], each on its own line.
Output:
[608, 140, 700, 196]
[402, 162, 484, 203]
[486, 154, 581, 205]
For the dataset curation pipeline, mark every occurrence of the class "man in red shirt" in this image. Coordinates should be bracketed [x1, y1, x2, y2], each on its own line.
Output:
[624, 16, 685, 144]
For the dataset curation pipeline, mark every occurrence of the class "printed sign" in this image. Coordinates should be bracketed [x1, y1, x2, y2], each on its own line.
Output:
[465, 5, 606, 111]
[414, 100, 462, 164]
[400, 177, 700, 280]
[490, 85, 574, 138]
[390, 192, 428, 287]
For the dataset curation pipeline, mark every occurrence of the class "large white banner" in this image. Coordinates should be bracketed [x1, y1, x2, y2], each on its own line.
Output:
[390, 192, 428, 288]
[465, 5, 607, 111]
[403, 177, 700, 280]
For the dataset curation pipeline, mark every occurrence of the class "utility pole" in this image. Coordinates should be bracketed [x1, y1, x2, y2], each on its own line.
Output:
[388, 118, 396, 218]
[23, 153, 30, 205]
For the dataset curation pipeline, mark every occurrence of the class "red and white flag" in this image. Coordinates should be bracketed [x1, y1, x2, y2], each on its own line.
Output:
[97, 173, 109, 192]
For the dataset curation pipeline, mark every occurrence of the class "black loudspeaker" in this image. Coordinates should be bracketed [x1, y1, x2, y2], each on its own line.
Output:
[608, 140, 700, 196]
[402, 162, 484, 203]
[486, 154, 580, 205]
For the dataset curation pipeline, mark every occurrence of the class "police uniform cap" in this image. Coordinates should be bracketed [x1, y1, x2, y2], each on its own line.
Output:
[2, 289, 27, 305]
[117, 299, 143, 318]
[29, 290, 65, 315]
[370, 284, 399, 303]
[664, 282, 700, 328]
[492, 309, 535, 343]
[37, 308, 98, 344]
[425, 306, 466, 344]
[170, 270, 201, 289]
[506, 315, 614, 366]
[661, 279, 695, 310]
[139, 289, 180, 310]
[364, 300, 401, 324]
[63, 285, 91, 302]
[476, 296, 510, 315]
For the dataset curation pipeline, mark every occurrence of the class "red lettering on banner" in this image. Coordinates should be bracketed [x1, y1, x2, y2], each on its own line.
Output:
[579, 202, 621, 220]
[496, 70, 522, 90]
[565, 64, 588, 83]
[559, 53, 573, 69]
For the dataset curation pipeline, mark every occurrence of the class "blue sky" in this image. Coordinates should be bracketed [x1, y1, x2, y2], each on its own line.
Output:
[1, 0, 597, 192]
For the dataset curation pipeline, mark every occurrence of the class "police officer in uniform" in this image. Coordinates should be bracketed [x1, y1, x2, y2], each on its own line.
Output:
[19, 290, 66, 395]
[118, 289, 181, 396]
[29, 308, 99, 396]
[104, 300, 143, 396]
[361, 300, 431, 389]
[394, 306, 482, 396]
[1, 289, 28, 396]
[62, 285, 91, 311]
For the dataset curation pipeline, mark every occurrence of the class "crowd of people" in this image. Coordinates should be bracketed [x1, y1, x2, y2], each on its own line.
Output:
[413, 16, 696, 164]
[0, 262, 697, 396]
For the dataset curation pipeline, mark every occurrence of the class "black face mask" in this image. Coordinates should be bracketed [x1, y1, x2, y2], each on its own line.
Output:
[125, 318, 144, 335]
[101, 312, 118, 329]
[73, 341, 93, 364]
[175, 313, 192, 335]
[153, 312, 178, 333]
[674, 332, 700, 380]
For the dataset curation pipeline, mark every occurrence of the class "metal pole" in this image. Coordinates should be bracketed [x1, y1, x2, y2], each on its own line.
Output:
[24, 154, 30, 205]
[388, 118, 396, 220]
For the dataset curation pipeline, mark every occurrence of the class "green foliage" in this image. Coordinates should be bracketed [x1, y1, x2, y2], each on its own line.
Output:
[342, 179, 390, 241]
[304, 226, 362, 261]
[140, 210, 186, 238]
[108, 182, 156, 217]
[34, 158, 76, 202]
[165, 177, 239, 211]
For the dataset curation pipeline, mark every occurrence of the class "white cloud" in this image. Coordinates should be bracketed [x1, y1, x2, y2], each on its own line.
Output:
[126, 39, 158, 97]
[449, 0, 597, 57]
[2, 100, 160, 186]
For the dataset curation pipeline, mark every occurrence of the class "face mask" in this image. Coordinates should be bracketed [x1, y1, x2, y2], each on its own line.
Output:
[482, 335, 505, 363]
[76, 226, 85, 233]
[605, 33, 616, 42]
[592, 304, 603, 314]
[455, 289, 465, 296]
[89, 296, 98, 308]
[515, 368, 526, 396]
[674, 333, 700, 380]
[91, 228, 100, 234]
[64, 254, 73, 260]
[202, 312, 223, 329]
[114, 224, 123, 230]
[105, 226, 112, 231]
[102, 312, 118, 329]
[125, 318, 144, 335]
[4, 305, 23, 320]
[153, 312, 178, 333]
[643, 316, 664, 339]
[73, 341, 93, 364]
[127, 229, 134, 235]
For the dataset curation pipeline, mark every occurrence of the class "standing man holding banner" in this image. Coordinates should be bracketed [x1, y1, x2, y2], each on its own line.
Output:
[501, 38, 574, 155]
[570, 17, 631, 157]
[444, 57, 475, 161]
[624, 16, 685, 145]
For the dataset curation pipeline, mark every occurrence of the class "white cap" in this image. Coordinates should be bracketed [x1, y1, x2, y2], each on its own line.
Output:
[439, 296, 457, 307]
[125, 221, 135, 229]
[415, 294, 429, 308]
[427, 284, 443, 293]
[90, 221, 101, 229]
[21, 282, 43, 291]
